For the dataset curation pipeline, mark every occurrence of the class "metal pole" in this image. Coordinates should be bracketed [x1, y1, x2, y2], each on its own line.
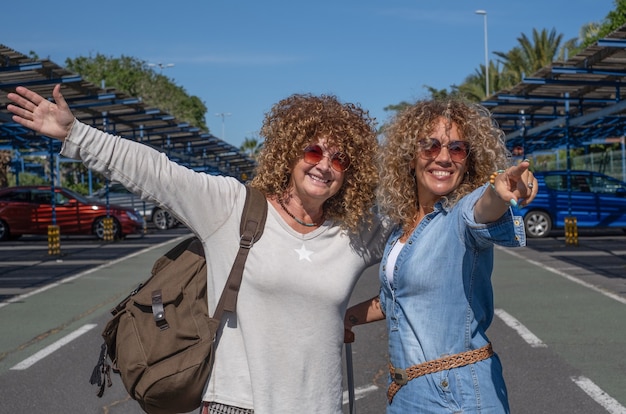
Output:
[475, 10, 489, 97]
[215, 112, 232, 140]
[565, 93, 572, 216]
[620, 136, 626, 181]
[49, 138, 56, 225]
[346, 343, 356, 414]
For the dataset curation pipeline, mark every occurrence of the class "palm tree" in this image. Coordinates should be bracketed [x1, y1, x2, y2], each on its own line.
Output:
[557, 22, 601, 60]
[456, 71, 485, 102]
[494, 28, 565, 84]
[385, 16, 605, 111]
[240, 137, 262, 160]
[383, 101, 412, 113]
[457, 60, 507, 101]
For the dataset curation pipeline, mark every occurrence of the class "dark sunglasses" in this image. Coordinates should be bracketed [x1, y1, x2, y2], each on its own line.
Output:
[417, 138, 470, 162]
[302, 145, 351, 172]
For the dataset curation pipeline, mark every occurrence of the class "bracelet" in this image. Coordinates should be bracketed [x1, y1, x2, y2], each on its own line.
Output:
[489, 170, 505, 189]
[488, 170, 517, 207]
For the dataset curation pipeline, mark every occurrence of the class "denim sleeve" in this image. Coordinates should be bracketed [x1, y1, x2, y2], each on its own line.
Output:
[463, 185, 526, 248]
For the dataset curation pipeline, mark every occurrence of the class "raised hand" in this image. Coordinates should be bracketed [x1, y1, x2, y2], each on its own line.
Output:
[476, 160, 539, 223]
[494, 160, 539, 207]
[518, 166, 539, 206]
[7, 84, 75, 141]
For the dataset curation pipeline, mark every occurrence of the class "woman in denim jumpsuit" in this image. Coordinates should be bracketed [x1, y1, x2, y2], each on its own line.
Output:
[345, 99, 538, 413]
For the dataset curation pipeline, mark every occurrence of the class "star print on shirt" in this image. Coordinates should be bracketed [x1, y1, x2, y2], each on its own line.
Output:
[294, 243, 314, 262]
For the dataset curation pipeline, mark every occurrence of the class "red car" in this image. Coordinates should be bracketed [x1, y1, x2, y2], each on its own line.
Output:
[0, 186, 145, 241]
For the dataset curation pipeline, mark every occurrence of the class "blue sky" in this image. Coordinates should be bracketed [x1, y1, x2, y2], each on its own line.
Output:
[2, 0, 616, 149]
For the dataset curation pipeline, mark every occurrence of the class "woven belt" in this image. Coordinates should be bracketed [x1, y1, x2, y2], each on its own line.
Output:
[387, 343, 494, 403]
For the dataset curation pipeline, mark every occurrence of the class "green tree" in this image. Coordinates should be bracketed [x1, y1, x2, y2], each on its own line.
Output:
[0, 150, 12, 188]
[65, 54, 208, 130]
[383, 101, 412, 113]
[422, 86, 461, 101]
[455, 60, 511, 102]
[494, 28, 566, 85]
[385, 2, 620, 123]
[7, 172, 47, 187]
[580, 0, 626, 48]
[562, 22, 602, 58]
[240, 136, 263, 160]
[418, 28, 568, 103]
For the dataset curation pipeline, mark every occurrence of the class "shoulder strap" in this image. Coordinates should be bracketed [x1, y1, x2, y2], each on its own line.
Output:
[212, 185, 267, 320]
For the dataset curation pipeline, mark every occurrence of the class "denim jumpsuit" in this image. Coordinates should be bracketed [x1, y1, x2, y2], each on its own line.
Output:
[379, 186, 526, 413]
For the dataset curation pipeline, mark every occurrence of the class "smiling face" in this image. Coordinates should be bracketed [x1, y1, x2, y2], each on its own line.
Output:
[289, 138, 346, 206]
[412, 117, 469, 206]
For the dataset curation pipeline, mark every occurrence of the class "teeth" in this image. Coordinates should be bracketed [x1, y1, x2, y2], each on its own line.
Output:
[432, 171, 451, 177]
[309, 174, 329, 183]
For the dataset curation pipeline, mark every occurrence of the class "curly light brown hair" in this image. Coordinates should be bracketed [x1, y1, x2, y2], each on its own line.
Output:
[378, 98, 511, 234]
[251, 93, 379, 233]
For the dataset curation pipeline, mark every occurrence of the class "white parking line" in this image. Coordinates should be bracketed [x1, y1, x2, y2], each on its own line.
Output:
[342, 384, 379, 405]
[571, 376, 626, 414]
[496, 246, 626, 305]
[494, 308, 547, 348]
[495, 306, 626, 412]
[0, 261, 42, 266]
[11, 324, 98, 370]
[10, 260, 107, 266]
[0, 235, 188, 310]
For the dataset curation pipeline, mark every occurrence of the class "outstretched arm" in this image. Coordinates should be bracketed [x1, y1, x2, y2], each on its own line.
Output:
[7, 84, 75, 141]
[474, 160, 539, 224]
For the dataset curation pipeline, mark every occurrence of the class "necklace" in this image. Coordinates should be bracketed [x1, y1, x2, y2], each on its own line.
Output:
[278, 197, 322, 227]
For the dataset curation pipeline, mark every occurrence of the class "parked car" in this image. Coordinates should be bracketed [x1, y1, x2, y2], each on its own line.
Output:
[91, 183, 178, 230]
[514, 170, 626, 238]
[0, 186, 145, 241]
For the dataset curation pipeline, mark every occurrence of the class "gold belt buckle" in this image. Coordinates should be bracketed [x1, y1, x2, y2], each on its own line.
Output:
[393, 367, 408, 386]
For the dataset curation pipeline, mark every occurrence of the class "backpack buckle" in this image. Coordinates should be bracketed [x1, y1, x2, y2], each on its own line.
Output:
[240, 234, 255, 249]
[151, 289, 169, 330]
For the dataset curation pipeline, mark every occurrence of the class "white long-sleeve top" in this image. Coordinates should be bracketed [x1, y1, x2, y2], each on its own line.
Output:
[61, 120, 388, 413]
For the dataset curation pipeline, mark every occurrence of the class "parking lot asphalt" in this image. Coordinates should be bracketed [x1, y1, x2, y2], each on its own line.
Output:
[507, 229, 626, 299]
[0, 227, 190, 304]
[0, 227, 624, 413]
[1, 227, 624, 314]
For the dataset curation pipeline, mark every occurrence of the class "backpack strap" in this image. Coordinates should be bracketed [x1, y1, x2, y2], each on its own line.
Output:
[213, 185, 267, 319]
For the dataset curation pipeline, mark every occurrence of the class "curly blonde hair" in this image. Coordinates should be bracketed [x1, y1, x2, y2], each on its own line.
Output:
[251, 93, 379, 233]
[378, 98, 511, 234]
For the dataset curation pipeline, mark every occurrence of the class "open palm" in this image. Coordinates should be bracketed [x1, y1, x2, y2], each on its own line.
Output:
[7, 84, 75, 141]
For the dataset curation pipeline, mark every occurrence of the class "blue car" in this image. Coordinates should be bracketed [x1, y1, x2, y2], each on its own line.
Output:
[515, 170, 626, 238]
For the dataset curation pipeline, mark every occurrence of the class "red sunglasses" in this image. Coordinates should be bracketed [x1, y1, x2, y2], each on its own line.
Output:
[417, 138, 470, 162]
[303, 145, 351, 172]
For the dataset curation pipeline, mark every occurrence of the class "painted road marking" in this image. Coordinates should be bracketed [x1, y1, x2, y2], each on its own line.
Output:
[571, 376, 626, 414]
[342, 384, 379, 405]
[0, 242, 156, 251]
[0, 260, 106, 266]
[494, 308, 547, 348]
[496, 246, 626, 305]
[496, 308, 626, 412]
[0, 235, 187, 310]
[11, 324, 97, 370]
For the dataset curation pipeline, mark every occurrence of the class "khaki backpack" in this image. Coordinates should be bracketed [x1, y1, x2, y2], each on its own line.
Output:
[90, 186, 267, 414]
